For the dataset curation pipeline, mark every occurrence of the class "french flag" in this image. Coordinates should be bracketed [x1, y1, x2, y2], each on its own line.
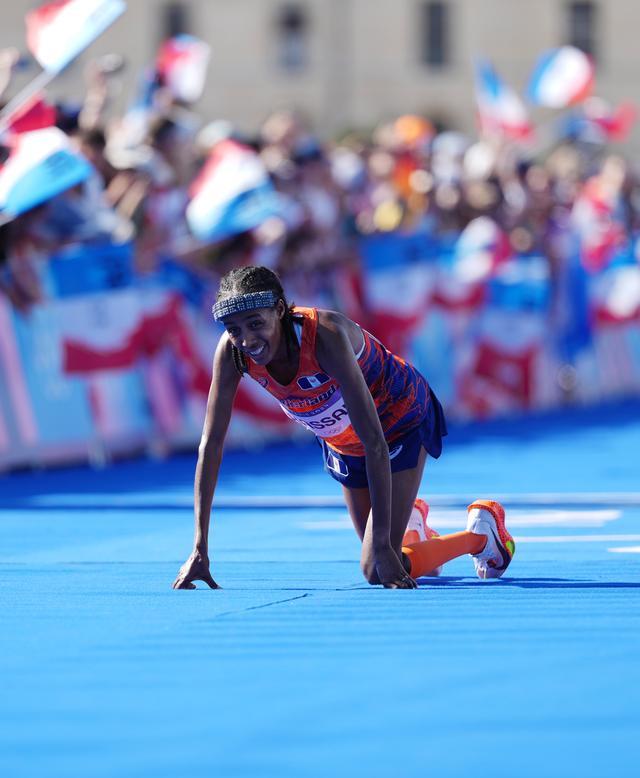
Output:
[156, 35, 211, 104]
[0, 128, 92, 218]
[3, 94, 56, 137]
[474, 59, 532, 140]
[583, 98, 637, 142]
[186, 140, 282, 242]
[26, 0, 126, 74]
[528, 46, 594, 108]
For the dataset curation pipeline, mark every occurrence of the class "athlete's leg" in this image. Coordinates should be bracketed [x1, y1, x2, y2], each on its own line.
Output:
[342, 449, 498, 584]
[402, 527, 487, 577]
[342, 485, 371, 542]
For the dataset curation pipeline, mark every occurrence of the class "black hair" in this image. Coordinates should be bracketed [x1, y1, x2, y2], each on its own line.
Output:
[215, 266, 297, 376]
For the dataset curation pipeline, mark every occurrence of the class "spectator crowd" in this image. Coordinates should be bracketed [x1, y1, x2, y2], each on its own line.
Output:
[1, 41, 639, 323]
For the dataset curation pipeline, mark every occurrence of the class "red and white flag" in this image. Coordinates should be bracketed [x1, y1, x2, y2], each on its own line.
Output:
[156, 35, 210, 103]
[26, 0, 126, 74]
[3, 94, 56, 137]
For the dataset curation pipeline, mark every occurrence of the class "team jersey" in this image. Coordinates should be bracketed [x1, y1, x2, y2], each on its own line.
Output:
[245, 306, 431, 456]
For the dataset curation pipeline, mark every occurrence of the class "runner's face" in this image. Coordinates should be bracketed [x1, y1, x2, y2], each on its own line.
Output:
[222, 304, 284, 365]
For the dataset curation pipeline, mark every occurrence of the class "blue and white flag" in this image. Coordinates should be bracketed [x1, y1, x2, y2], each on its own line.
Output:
[0, 128, 92, 218]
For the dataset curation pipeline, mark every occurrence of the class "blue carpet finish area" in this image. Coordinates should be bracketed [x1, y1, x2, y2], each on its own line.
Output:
[1, 402, 639, 777]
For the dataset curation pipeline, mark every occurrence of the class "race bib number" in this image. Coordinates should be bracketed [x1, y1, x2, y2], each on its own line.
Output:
[281, 391, 353, 438]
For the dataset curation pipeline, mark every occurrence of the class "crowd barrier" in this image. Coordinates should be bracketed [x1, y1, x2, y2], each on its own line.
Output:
[1, 225, 640, 470]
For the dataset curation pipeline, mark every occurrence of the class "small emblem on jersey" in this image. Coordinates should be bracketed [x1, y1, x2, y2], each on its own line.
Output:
[389, 444, 403, 460]
[326, 450, 349, 477]
[257, 377, 269, 388]
[297, 372, 330, 391]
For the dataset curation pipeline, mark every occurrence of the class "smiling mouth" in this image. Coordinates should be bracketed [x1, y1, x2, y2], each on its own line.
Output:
[246, 344, 267, 359]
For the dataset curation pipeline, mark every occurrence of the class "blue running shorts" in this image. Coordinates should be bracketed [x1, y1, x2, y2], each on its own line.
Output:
[318, 388, 448, 489]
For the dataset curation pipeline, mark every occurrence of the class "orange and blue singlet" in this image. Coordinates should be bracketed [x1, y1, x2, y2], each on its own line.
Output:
[246, 307, 443, 460]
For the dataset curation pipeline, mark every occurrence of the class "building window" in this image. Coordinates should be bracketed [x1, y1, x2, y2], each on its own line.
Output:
[163, 2, 189, 38]
[277, 5, 309, 72]
[420, 2, 450, 67]
[567, 2, 596, 58]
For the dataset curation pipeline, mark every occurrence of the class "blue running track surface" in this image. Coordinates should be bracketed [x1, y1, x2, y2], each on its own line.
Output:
[1, 401, 639, 777]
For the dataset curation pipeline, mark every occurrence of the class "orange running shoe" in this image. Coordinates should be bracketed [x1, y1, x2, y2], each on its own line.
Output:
[403, 498, 443, 576]
[466, 499, 515, 579]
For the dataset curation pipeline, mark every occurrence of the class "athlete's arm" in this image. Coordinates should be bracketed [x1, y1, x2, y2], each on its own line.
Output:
[315, 311, 415, 589]
[172, 333, 241, 590]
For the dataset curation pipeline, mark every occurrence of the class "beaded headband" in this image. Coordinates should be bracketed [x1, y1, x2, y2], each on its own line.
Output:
[212, 290, 280, 321]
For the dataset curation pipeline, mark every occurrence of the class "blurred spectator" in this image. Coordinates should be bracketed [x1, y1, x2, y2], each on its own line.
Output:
[1, 42, 640, 335]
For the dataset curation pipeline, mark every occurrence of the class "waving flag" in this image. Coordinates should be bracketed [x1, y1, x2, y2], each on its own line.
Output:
[571, 177, 626, 273]
[26, 0, 126, 74]
[451, 216, 511, 284]
[583, 98, 636, 142]
[3, 94, 56, 137]
[358, 233, 437, 355]
[0, 128, 92, 218]
[187, 140, 282, 242]
[474, 60, 532, 140]
[156, 35, 210, 103]
[528, 46, 594, 108]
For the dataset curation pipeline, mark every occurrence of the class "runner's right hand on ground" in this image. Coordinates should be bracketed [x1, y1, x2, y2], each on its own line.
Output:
[375, 547, 418, 589]
[172, 551, 220, 590]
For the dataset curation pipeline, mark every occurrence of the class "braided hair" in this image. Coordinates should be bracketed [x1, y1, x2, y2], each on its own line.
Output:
[215, 266, 298, 376]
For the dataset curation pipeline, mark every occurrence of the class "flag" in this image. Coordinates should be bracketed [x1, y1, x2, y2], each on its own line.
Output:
[186, 140, 283, 241]
[61, 289, 213, 398]
[528, 46, 594, 108]
[487, 255, 551, 312]
[460, 340, 538, 415]
[583, 98, 636, 142]
[156, 34, 210, 103]
[359, 233, 436, 355]
[591, 265, 640, 325]
[450, 216, 511, 284]
[0, 128, 92, 218]
[474, 59, 532, 140]
[571, 178, 626, 273]
[4, 94, 56, 136]
[458, 308, 547, 415]
[26, 0, 126, 74]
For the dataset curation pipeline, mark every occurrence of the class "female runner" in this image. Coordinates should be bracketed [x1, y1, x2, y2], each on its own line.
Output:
[173, 266, 515, 590]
